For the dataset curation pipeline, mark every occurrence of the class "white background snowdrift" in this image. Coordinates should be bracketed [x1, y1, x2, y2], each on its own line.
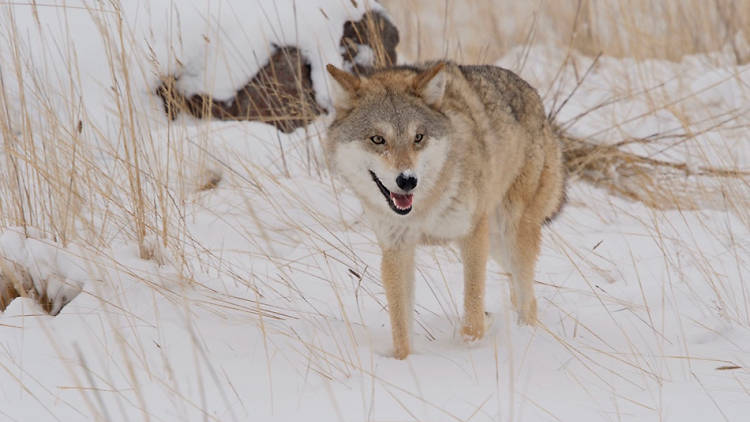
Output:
[1, 2, 749, 421]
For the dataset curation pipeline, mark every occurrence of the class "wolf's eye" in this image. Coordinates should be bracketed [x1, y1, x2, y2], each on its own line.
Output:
[414, 133, 424, 143]
[370, 135, 385, 145]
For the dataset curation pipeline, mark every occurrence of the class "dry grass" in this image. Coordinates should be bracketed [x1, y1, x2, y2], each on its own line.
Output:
[382, 0, 750, 64]
[0, 1, 748, 420]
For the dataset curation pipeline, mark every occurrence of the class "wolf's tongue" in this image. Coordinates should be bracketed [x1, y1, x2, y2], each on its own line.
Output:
[390, 193, 413, 209]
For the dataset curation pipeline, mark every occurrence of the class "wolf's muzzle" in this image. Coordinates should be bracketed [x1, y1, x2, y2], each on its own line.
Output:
[369, 170, 413, 215]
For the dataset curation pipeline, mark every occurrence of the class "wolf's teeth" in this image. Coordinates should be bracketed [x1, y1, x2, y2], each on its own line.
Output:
[390, 193, 413, 210]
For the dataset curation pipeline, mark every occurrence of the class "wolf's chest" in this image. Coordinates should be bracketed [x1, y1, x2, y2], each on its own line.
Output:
[420, 199, 475, 240]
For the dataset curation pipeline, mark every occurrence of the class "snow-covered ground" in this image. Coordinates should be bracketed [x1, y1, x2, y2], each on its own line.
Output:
[1, 2, 749, 421]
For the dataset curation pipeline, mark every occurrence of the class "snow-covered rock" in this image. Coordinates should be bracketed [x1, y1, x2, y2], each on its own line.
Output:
[0, 228, 86, 315]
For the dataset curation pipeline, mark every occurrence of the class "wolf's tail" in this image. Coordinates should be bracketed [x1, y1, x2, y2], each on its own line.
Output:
[551, 123, 749, 210]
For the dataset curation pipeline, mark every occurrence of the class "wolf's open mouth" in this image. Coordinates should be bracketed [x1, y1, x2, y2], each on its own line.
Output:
[369, 171, 413, 215]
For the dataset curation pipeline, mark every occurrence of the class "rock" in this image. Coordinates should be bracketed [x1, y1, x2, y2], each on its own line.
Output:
[156, 10, 399, 133]
[157, 46, 321, 133]
[340, 10, 399, 73]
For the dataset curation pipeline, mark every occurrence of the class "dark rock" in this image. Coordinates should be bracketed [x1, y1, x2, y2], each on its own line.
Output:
[155, 10, 399, 133]
[340, 10, 399, 73]
[157, 46, 321, 133]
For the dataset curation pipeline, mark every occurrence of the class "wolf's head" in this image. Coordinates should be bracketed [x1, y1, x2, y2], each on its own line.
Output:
[324, 63, 451, 216]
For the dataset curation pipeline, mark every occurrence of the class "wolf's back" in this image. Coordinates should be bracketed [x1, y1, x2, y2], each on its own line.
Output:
[458, 65, 548, 138]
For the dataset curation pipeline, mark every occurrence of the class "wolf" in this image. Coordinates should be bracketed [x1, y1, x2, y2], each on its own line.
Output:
[324, 61, 565, 359]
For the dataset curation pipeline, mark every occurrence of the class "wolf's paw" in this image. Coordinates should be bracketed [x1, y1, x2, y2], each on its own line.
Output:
[392, 345, 410, 360]
[516, 299, 538, 326]
[390, 336, 411, 359]
[461, 312, 492, 342]
[460, 324, 485, 342]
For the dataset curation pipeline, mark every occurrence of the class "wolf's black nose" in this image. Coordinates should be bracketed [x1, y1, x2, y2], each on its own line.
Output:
[396, 173, 418, 191]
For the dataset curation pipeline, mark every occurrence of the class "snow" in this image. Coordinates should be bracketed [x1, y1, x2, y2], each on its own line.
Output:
[345, 44, 377, 71]
[1, 3, 750, 422]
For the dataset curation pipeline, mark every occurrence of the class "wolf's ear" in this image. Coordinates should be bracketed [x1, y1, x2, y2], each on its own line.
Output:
[326, 64, 360, 107]
[413, 62, 446, 106]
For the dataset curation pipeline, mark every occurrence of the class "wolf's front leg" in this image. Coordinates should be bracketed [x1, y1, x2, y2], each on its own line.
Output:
[460, 213, 489, 340]
[381, 246, 416, 359]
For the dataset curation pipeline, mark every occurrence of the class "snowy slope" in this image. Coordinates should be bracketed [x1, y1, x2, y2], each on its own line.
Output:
[1, 3, 750, 422]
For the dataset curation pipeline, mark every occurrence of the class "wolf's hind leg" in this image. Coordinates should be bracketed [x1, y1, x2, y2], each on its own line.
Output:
[510, 217, 541, 324]
[491, 208, 540, 325]
[489, 233, 517, 308]
[460, 213, 489, 340]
